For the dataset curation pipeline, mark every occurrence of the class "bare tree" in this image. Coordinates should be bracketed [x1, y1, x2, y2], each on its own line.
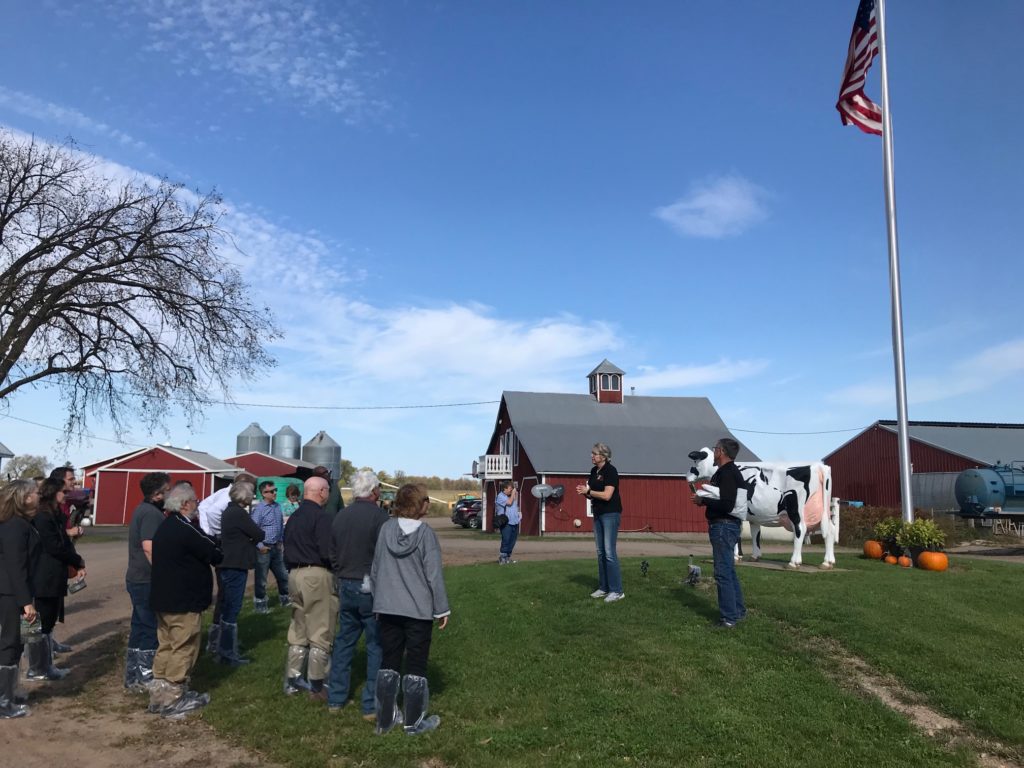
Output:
[0, 131, 279, 435]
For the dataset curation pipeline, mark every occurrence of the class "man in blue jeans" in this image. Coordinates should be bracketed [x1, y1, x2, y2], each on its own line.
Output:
[496, 481, 520, 564]
[250, 481, 290, 613]
[124, 472, 171, 690]
[691, 438, 747, 628]
[325, 470, 389, 718]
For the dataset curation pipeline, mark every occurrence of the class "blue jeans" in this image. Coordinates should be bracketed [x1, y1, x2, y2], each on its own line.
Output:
[126, 580, 157, 651]
[219, 568, 248, 625]
[254, 544, 289, 600]
[500, 523, 519, 559]
[709, 521, 746, 623]
[593, 512, 622, 593]
[327, 579, 382, 714]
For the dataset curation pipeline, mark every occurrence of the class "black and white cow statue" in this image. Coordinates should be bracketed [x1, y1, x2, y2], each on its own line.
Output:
[686, 448, 839, 569]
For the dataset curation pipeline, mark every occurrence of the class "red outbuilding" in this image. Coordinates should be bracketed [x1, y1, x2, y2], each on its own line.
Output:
[223, 451, 318, 478]
[823, 420, 1024, 509]
[474, 360, 758, 536]
[83, 445, 241, 525]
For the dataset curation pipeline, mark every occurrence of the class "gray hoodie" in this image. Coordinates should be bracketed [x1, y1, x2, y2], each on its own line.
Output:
[371, 518, 450, 621]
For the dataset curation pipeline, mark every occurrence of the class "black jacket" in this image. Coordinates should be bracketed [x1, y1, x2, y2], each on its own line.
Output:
[0, 516, 40, 606]
[150, 513, 223, 614]
[219, 503, 265, 570]
[283, 499, 333, 569]
[31, 505, 85, 598]
[704, 461, 745, 523]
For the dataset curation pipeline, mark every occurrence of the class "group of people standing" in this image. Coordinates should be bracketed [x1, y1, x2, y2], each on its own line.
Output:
[0, 467, 87, 719]
[116, 466, 449, 734]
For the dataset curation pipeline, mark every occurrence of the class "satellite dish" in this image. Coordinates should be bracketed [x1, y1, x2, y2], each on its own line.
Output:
[550, 484, 565, 500]
[531, 483, 553, 499]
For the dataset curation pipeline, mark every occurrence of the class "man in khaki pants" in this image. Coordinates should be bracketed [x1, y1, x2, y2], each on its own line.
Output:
[147, 484, 223, 717]
[282, 476, 338, 699]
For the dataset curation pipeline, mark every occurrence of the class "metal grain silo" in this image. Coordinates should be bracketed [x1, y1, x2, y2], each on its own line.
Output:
[302, 430, 342, 479]
[236, 422, 270, 455]
[272, 425, 302, 460]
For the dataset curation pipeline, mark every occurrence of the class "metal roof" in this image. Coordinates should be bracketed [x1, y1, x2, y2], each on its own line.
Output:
[0, 441, 13, 459]
[877, 421, 1024, 466]
[587, 359, 626, 377]
[499, 391, 758, 475]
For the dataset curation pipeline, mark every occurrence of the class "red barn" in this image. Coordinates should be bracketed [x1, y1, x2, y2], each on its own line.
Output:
[475, 360, 757, 536]
[83, 445, 240, 525]
[823, 420, 1024, 509]
[224, 452, 318, 478]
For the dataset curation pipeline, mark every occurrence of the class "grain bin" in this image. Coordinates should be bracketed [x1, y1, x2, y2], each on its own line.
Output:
[272, 425, 302, 460]
[236, 422, 270, 455]
[302, 431, 342, 479]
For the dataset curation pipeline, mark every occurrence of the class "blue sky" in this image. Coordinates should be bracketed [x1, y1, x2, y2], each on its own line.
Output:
[1, 0, 1022, 478]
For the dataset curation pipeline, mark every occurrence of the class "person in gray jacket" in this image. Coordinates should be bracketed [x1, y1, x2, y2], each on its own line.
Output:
[370, 483, 450, 736]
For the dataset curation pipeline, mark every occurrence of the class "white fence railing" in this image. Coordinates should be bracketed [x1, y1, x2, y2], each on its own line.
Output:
[476, 454, 512, 479]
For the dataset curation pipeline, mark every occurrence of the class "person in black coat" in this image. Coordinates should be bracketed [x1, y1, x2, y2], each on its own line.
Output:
[0, 480, 41, 719]
[147, 483, 222, 718]
[27, 478, 86, 681]
[216, 482, 264, 666]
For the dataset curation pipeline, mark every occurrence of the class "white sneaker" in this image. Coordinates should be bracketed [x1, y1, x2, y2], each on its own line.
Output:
[590, 589, 608, 599]
[604, 592, 625, 603]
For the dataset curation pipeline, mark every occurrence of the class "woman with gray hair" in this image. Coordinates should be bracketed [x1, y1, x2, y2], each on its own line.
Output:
[576, 443, 624, 603]
[215, 482, 264, 665]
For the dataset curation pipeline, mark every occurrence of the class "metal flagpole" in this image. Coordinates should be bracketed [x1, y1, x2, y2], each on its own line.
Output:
[875, 0, 915, 523]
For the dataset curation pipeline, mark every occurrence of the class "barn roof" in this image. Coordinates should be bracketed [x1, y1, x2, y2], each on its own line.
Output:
[877, 420, 1024, 466]
[498, 391, 758, 475]
[0, 441, 13, 459]
[225, 451, 319, 470]
[87, 444, 240, 474]
[587, 359, 626, 377]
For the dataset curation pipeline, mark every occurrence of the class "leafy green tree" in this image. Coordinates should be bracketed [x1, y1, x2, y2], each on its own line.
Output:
[4, 453, 52, 480]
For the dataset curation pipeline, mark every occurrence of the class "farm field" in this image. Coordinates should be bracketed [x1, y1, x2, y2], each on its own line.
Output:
[192, 553, 1024, 768]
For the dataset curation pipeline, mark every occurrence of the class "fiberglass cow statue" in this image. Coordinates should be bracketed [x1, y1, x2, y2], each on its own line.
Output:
[686, 448, 839, 569]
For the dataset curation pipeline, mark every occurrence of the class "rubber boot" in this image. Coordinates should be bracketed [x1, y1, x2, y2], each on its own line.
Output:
[26, 635, 69, 681]
[159, 682, 210, 719]
[283, 645, 311, 695]
[136, 648, 155, 689]
[205, 622, 221, 656]
[0, 665, 30, 719]
[402, 674, 440, 735]
[123, 647, 140, 690]
[218, 622, 250, 666]
[147, 678, 177, 714]
[374, 669, 402, 735]
[254, 597, 270, 615]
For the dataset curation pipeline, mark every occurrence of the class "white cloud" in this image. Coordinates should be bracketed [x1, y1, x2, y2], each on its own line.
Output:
[827, 338, 1024, 407]
[0, 86, 149, 152]
[628, 359, 769, 392]
[653, 174, 770, 239]
[121, 0, 386, 120]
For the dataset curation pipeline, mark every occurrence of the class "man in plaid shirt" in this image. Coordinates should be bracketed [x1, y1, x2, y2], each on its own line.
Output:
[250, 481, 290, 613]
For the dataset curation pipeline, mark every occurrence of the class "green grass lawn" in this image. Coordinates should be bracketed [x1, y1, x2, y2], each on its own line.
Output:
[192, 555, 1024, 768]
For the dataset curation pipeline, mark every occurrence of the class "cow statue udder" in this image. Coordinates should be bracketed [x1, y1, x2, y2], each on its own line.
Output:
[686, 448, 839, 569]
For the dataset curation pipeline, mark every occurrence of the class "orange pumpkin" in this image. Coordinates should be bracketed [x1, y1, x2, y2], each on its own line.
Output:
[863, 540, 885, 559]
[884, 554, 898, 565]
[917, 551, 948, 572]
[898, 555, 912, 568]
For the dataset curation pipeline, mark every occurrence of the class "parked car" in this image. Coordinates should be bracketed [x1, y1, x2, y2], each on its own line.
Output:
[451, 498, 482, 529]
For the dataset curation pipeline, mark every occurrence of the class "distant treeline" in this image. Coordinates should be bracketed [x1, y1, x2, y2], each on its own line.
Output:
[375, 469, 477, 491]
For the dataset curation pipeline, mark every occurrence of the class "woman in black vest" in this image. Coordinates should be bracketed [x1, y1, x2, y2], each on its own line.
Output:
[216, 482, 264, 665]
[0, 479, 41, 718]
[28, 478, 86, 681]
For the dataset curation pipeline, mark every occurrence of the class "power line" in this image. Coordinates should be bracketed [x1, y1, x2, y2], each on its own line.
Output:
[728, 425, 868, 436]
[0, 413, 148, 448]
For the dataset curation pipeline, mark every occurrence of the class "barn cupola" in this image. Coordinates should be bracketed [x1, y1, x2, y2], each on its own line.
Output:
[587, 359, 626, 404]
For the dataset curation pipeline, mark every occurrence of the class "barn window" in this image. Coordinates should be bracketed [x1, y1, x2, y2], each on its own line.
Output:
[589, 375, 597, 394]
[610, 374, 621, 391]
[601, 373, 610, 389]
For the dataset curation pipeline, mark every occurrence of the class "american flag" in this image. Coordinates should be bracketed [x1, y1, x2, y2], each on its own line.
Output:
[837, 0, 882, 135]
